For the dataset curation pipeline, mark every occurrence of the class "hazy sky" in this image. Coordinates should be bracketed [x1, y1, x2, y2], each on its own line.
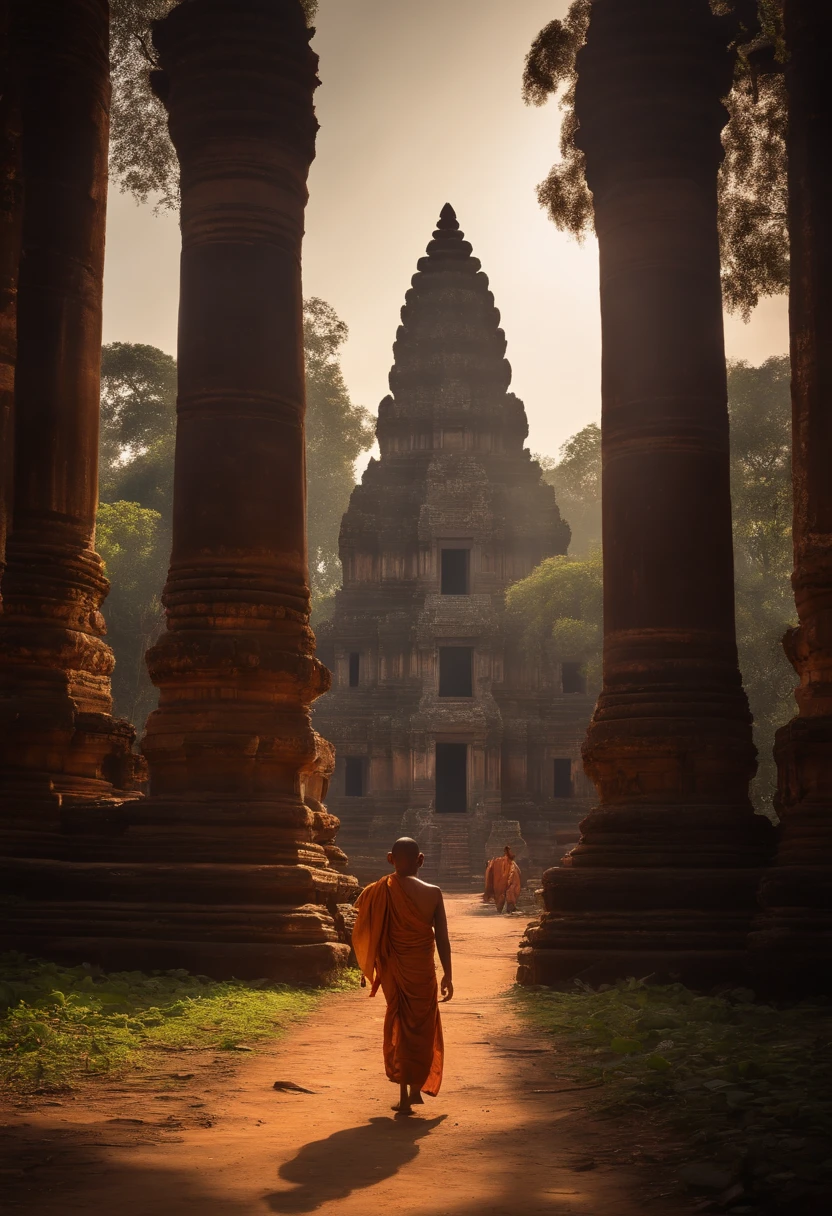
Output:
[102, 0, 789, 465]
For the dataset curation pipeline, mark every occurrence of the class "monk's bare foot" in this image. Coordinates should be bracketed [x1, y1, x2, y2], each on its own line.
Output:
[409, 1088, 424, 1106]
[392, 1100, 414, 1116]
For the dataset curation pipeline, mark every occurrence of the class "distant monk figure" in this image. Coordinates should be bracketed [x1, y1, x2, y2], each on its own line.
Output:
[352, 837, 453, 1116]
[484, 845, 522, 914]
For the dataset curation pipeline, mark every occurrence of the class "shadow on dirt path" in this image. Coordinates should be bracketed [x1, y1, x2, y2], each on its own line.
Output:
[1, 898, 687, 1216]
[265, 1115, 446, 1211]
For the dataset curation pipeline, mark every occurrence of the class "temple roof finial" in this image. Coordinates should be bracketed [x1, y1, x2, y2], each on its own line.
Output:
[437, 202, 458, 231]
[425, 202, 471, 262]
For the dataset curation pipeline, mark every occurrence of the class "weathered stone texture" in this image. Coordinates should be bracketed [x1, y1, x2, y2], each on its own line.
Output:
[315, 206, 594, 888]
[1, 0, 355, 983]
[750, 0, 832, 993]
[0, 0, 139, 816]
[519, 0, 774, 988]
[0, 0, 21, 604]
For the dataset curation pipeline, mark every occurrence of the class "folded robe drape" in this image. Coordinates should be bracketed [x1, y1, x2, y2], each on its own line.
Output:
[484, 855, 522, 910]
[353, 874, 444, 1096]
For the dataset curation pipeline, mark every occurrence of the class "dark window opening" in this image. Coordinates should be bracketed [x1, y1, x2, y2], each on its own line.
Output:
[344, 756, 364, 797]
[436, 743, 467, 813]
[348, 652, 360, 687]
[553, 759, 573, 798]
[439, 647, 473, 697]
[561, 661, 586, 694]
[441, 548, 469, 595]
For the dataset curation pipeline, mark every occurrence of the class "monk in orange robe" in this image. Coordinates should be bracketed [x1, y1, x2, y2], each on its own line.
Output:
[352, 837, 453, 1116]
[484, 845, 522, 913]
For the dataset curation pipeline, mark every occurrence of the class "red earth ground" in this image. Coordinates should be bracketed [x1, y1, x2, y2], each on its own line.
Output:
[0, 896, 689, 1215]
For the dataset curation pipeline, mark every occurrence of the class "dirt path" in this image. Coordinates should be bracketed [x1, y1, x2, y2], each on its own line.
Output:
[1, 898, 687, 1215]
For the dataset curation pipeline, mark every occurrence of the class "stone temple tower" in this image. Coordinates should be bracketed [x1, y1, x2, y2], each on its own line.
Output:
[315, 205, 595, 887]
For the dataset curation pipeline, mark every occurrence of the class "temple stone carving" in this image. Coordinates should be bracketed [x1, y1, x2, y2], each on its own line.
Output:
[0, 0, 21, 605]
[518, 0, 774, 987]
[315, 205, 594, 887]
[0, 0, 139, 819]
[1, 0, 355, 983]
[751, 0, 832, 993]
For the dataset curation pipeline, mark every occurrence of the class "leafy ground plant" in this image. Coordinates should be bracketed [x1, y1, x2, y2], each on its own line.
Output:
[514, 979, 832, 1212]
[0, 952, 334, 1093]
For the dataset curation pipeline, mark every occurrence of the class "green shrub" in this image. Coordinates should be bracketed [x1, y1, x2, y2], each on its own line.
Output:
[0, 952, 323, 1092]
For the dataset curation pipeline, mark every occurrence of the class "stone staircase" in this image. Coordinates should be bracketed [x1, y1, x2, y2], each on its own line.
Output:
[437, 819, 473, 890]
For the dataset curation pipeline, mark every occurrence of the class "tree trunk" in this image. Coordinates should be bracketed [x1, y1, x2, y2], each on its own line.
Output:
[518, 0, 773, 988]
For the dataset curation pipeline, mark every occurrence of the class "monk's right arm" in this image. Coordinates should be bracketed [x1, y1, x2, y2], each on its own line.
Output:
[434, 895, 454, 1001]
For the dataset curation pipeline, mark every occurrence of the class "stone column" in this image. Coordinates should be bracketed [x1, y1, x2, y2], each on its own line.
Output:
[115, 0, 353, 980]
[0, 0, 22, 599]
[751, 0, 832, 994]
[0, 0, 137, 808]
[518, 0, 773, 988]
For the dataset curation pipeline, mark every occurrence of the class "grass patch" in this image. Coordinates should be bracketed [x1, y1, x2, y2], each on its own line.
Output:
[0, 952, 356, 1094]
[514, 979, 832, 1210]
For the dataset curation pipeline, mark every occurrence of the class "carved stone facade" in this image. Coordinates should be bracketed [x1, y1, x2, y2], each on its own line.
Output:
[315, 206, 594, 888]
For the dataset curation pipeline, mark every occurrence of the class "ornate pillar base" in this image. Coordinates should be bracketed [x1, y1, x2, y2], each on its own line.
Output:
[518, 692, 772, 988]
[519, 861, 766, 988]
[0, 858, 353, 985]
[748, 717, 832, 995]
[0, 776, 358, 983]
[0, 541, 144, 830]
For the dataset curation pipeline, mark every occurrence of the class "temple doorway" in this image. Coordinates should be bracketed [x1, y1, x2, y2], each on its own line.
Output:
[435, 742, 467, 812]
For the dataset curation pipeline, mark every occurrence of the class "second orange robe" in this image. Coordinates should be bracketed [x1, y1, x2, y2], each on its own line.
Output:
[484, 854, 522, 911]
[352, 874, 444, 1096]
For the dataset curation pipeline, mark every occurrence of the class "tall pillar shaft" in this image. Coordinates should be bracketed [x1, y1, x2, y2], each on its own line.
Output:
[144, 0, 319, 802]
[0, 0, 137, 804]
[518, 0, 772, 988]
[0, 0, 22, 599]
[104, 0, 353, 981]
[752, 0, 832, 992]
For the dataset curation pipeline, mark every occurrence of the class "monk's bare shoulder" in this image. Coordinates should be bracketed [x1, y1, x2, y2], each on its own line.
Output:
[399, 875, 443, 917]
[412, 877, 443, 899]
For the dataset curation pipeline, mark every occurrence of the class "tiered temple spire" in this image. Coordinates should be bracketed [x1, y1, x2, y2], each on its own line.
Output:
[315, 205, 590, 887]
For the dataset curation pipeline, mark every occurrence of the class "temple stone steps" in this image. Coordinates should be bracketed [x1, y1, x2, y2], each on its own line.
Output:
[436, 819, 472, 888]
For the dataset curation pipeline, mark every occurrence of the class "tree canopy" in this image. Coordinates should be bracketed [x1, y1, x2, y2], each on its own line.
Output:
[304, 297, 375, 606]
[99, 341, 177, 486]
[97, 500, 168, 728]
[505, 549, 603, 690]
[522, 0, 788, 317]
[537, 422, 601, 557]
[728, 355, 794, 810]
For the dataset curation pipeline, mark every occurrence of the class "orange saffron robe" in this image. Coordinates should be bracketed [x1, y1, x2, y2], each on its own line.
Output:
[352, 874, 444, 1096]
[483, 855, 522, 910]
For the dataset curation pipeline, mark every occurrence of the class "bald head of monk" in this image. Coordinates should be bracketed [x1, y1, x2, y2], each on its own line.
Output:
[388, 836, 424, 876]
[504, 846, 515, 861]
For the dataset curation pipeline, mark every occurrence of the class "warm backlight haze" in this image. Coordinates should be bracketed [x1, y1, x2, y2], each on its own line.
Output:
[101, 0, 788, 462]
